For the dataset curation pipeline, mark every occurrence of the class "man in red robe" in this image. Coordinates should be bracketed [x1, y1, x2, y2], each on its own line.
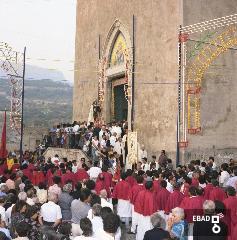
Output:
[191, 171, 199, 187]
[156, 180, 170, 211]
[204, 176, 214, 199]
[180, 186, 204, 223]
[209, 179, 227, 202]
[126, 169, 136, 188]
[136, 181, 156, 240]
[165, 183, 184, 213]
[61, 167, 75, 187]
[180, 176, 192, 197]
[112, 172, 131, 228]
[128, 175, 144, 234]
[224, 186, 237, 240]
[95, 173, 111, 197]
[75, 163, 89, 182]
[153, 170, 162, 194]
[101, 165, 112, 195]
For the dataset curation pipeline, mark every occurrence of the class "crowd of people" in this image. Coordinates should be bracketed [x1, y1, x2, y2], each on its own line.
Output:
[43, 120, 166, 171]
[0, 147, 236, 240]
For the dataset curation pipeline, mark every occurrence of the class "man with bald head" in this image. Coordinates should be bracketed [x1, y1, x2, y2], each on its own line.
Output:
[100, 189, 113, 210]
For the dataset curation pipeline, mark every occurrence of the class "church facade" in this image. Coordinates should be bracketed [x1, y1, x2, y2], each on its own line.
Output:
[73, 0, 237, 164]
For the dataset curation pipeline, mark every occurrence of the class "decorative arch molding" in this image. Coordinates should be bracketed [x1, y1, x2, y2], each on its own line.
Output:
[102, 18, 133, 71]
[98, 19, 133, 128]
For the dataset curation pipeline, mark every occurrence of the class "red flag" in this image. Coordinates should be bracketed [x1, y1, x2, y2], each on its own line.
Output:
[0, 111, 7, 159]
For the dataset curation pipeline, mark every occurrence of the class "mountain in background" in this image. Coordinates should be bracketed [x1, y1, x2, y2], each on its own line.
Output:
[25, 64, 70, 82]
[0, 64, 72, 83]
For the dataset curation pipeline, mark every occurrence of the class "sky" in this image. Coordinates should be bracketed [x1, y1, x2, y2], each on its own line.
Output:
[0, 0, 76, 83]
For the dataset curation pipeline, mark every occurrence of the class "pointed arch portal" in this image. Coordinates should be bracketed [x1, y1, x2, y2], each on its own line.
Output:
[98, 19, 133, 128]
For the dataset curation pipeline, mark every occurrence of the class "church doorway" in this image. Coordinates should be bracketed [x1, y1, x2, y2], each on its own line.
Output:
[114, 84, 128, 121]
[111, 78, 128, 122]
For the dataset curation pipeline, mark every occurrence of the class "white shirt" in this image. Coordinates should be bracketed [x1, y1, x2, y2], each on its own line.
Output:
[110, 136, 117, 147]
[219, 171, 230, 187]
[101, 198, 113, 210]
[72, 164, 78, 174]
[0, 205, 6, 222]
[74, 236, 96, 240]
[40, 201, 62, 222]
[99, 130, 106, 142]
[100, 139, 106, 149]
[187, 171, 193, 178]
[141, 163, 149, 172]
[212, 162, 217, 171]
[26, 197, 35, 206]
[166, 181, 174, 193]
[113, 141, 123, 155]
[51, 157, 60, 165]
[91, 216, 103, 235]
[12, 237, 29, 240]
[226, 176, 237, 190]
[96, 228, 121, 240]
[199, 183, 206, 189]
[111, 126, 122, 137]
[5, 204, 14, 226]
[199, 167, 206, 173]
[92, 139, 99, 148]
[73, 125, 80, 134]
[87, 167, 102, 179]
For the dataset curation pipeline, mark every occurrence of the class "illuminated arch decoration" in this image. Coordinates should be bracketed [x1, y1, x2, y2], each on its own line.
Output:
[0, 42, 25, 140]
[98, 19, 133, 124]
[178, 14, 237, 148]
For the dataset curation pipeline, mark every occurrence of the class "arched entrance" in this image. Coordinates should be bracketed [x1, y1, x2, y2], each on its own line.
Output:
[98, 19, 133, 127]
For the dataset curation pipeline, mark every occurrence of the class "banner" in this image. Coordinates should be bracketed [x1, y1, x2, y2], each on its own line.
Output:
[127, 131, 138, 165]
[0, 111, 7, 159]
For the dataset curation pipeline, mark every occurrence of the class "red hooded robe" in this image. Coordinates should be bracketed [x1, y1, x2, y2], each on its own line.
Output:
[165, 190, 184, 213]
[156, 188, 170, 211]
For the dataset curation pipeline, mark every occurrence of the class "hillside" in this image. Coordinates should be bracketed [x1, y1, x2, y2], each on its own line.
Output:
[0, 77, 73, 128]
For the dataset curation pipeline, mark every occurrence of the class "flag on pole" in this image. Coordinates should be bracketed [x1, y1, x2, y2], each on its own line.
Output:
[0, 110, 7, 159]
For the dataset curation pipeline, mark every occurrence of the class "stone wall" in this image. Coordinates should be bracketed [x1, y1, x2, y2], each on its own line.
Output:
[73, 0, 181, 160]
[43, 147, 89, 165]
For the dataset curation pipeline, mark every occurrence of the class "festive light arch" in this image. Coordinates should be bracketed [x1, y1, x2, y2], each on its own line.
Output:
[178, 14, 237, 148]
[0, 42, 25, 140]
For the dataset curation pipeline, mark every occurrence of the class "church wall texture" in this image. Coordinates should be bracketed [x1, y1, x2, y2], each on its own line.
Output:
[182, 0, 237, 163]
[74, 0, 237, 164]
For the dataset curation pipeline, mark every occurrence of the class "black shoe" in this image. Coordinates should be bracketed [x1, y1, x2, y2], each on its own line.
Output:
[127, 231, 135, 234]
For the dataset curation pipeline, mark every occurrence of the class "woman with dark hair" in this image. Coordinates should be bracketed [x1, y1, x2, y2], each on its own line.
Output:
[58, 222, 72, 239]
[71, 182, 82, 200]
[10, 200, 28, 237]
[74, 218, 95, 240]
[25, 205, 41, 240]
